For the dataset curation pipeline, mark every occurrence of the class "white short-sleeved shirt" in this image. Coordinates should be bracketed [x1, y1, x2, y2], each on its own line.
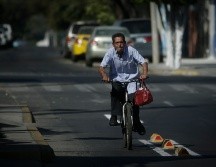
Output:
[100, 45, 147, 93]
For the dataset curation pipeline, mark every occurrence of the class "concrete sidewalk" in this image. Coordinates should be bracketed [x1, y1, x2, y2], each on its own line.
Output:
[149, 58, 216, 77]
[0, 89, 55, 166]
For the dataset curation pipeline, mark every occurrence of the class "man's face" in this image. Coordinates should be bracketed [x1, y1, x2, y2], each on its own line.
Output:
[113, 37, 125, 54]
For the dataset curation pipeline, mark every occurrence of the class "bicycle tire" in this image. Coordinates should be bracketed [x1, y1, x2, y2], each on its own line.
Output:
[122, 125, 127, 148]
[125, 103, 133, 150]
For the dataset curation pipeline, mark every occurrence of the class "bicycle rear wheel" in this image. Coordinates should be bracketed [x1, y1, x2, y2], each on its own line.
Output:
[124, 103, 133, 150]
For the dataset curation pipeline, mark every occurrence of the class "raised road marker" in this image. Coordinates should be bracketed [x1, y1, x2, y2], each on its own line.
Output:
[175, 147, 190, 156]
[150, 133, 164, 145]
[162, 139, 175, 150]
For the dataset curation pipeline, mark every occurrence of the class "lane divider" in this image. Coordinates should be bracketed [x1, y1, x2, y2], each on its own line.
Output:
[139, 139, 172, 156]
[149, 133, 201, 157]
[171, 140, 201, 157]
[162, 139, 175, 150]
[150, 133, 164, 145]
[104, 114, 201, 157]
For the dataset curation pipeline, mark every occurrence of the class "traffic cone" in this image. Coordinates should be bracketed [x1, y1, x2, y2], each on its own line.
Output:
[175, 147, 190, 156]
[150, 133, 164, 145]
[162, 139, 175, 150]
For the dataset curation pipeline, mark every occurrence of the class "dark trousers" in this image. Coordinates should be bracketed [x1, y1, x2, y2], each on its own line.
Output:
[111, 82, 140, 121]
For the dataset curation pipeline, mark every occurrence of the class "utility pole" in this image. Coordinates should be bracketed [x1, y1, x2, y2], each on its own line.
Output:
[150, 1, 160, 64]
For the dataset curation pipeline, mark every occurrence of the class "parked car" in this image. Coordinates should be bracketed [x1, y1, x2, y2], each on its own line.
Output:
[12, 38, 28, 48]
[63, 20, 99, 58]
[71, 26, 96, 62]
[113, 18, 153, 61]
[0, 27, 7, 48]
[0, 24, 13, 48]
[85, 26, 130, 67]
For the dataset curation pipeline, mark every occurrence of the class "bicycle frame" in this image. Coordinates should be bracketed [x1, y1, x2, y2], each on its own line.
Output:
[109, 79, 140, 126]
[114, 79, 140, 150]
[104, 78, 142, 150]
[121, 85, 132, 128]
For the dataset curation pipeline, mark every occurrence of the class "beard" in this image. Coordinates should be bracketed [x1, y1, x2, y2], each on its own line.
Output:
[116, 47, 124, 55]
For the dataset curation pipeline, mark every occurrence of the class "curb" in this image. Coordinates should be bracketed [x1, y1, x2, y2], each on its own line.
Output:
[149, 68, 200, 76]
[25, 123, 55, 162]
[0, 88, 55, 162]
[21, 106, 55, 162]
[170, 69, 199, 76]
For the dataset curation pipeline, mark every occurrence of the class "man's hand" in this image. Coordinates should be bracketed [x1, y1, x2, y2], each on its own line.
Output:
[102, 74, 110, 82]
[139, 74, 148, 80]
[98, 66, 110, 82]
[140, 62, 148, 80]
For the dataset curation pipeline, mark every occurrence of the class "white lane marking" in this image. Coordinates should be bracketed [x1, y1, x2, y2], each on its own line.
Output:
[148, 85, 161, 92]
[7, 84, 32, 92]
[104, 114, 120, 124]
[42, 84, 62, 92]
[163, 101, 175, 107]
[104, 114, 144, 125]
[74, 84, 99, 92]
[139, 139, 172, 156]
[201, 84, 216, 92]
[74, 84, 92, 92]
[82, 84, 96, 92]
[169, 84, 198, 93]
[91, 99, 109, 104]
[104, 115, 201, 157]
[171, 140, 201, 157]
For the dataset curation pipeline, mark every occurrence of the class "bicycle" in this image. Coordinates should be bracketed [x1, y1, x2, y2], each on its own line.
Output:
[105, 79, 141, 150]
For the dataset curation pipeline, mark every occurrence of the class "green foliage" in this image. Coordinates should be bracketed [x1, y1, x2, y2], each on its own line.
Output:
[132, 0, 150, 3]
[85, 0, 115, 25]
[152, 0, 189, 5]
[0, 0, 150, 39]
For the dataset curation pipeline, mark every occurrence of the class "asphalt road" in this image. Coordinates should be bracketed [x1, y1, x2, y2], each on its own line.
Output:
[0, 47, 216, 167]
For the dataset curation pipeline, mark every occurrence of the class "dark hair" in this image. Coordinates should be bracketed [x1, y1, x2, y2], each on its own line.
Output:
[112, 32, 126, 43]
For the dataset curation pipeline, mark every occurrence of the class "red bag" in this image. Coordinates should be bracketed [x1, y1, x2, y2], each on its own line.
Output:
[134, 81, 153, 106]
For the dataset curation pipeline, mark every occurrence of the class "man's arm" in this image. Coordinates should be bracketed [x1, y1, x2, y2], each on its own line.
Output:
[140, 62, 148, 79]
[98, 66, 110, 82]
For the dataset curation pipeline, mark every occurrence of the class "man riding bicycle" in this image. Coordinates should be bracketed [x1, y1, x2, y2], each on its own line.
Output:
[98, 32, 148, 135]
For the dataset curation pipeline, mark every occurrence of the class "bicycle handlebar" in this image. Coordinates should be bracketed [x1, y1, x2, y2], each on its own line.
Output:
[102, 77, 149, 84]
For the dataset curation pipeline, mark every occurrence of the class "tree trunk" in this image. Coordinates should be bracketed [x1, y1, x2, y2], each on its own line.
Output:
[188, 5, 198, 58]
[158, 2, 186, 69]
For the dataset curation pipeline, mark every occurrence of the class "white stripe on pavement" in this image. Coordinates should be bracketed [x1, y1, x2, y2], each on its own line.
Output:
[7, 84, 32, 92]
[171, 140, 201, 157]
[104, 114, 144, 124]
[73, 84, 92, 92]
[139, 139, 172, 156]
[42, 84, 62, 92]
[163, 101, 175, 107]
[104, 114, 120, 124]
[169, 84, 198, 94]
[104, 114, 201, 157]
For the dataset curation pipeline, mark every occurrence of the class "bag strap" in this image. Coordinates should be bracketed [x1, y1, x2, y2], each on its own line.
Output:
[140, 79, 147, 88]
[136, 79, 147, 89]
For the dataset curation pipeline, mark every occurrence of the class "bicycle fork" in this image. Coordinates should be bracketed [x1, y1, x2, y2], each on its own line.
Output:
[122, 89, 133, 127]
[123, 103, 133, 124]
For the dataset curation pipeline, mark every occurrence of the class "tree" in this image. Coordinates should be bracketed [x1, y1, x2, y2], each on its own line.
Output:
[85, 0, 115, 25]
[156, 0, 187, 68]
[154, 0, 210, 68]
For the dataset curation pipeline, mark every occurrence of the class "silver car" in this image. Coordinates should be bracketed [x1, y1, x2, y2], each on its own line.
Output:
[63, 21, 99, 58]
[113, 18, 153, 61]
[85, 26, 130, 67]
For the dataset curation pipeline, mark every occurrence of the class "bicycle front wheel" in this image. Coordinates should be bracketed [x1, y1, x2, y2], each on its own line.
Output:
[124, 103, 133, 150]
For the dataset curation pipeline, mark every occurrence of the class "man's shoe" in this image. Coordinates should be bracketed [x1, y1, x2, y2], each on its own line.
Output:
[109, 115, 118, 126]
[133, 122, 146, 135]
